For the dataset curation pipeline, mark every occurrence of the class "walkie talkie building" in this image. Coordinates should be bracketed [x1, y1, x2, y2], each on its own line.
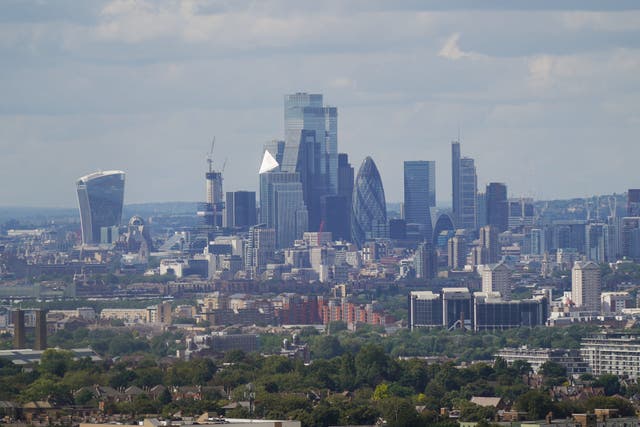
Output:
[76, 170, 125, 245]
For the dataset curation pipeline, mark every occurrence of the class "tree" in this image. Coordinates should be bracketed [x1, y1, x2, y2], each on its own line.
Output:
[75, 388, 94, 406]
[311, 335, 343, 359]
[158, 387, 173, 405]
[515, 389, 554, 420]
[373, 383, 390, 401]
[593, 374, 622, 396]
[539, 361, 567, 387]
[355, 344, 389, 387]
[39, 349, 73, 377]
[511, 360, 532, 376]
[339, 352, 357, 390]
[378, 397, 421, 427]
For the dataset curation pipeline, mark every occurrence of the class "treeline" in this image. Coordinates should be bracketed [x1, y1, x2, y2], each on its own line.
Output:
[0, 347, 635, 427]
[291, 323, 600, 361]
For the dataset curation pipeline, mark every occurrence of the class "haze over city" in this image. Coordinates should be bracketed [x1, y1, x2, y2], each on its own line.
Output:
[1, 0, 639, 207]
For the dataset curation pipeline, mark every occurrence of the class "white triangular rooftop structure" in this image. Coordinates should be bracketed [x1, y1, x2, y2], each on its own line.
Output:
[259, 150, 279, 174]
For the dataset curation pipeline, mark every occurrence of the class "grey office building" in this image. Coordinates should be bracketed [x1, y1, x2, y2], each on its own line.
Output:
[452, 141, 478, 231]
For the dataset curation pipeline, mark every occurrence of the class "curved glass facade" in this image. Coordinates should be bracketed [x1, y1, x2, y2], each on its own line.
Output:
[77, 170, 125, 245]
[433, 213, 455, 244]
[351, 157, 387, 248]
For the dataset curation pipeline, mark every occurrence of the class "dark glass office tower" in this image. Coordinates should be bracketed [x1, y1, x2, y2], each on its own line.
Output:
[351, 157, 387, 248]
[628, 189, 640, 217]
[404, 160, 435, 241]
[76, 170, 125, 245]
[226, 191, 257, 229]
[486, 182, 508, 232]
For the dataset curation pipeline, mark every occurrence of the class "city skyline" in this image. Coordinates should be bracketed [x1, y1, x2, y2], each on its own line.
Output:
[1, 1, 640, 207]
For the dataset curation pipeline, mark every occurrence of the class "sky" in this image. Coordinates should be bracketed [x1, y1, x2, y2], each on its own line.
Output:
[1, 0, 639, 207]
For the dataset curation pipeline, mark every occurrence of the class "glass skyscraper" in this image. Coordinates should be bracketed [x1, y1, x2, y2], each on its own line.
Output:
[404, 160, 435, 241]
[259, 147, 308, 249]
[76, 170, 125, 245]
[283, 93, 338, 230]
[486, 182, 508, 232]
[351, 157, 387, 248]
[452, 141, 477, 231]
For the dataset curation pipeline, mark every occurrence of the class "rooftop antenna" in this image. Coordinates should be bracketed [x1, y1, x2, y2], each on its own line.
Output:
[207, 137, 215, 173]
[457, 124, 461, 143]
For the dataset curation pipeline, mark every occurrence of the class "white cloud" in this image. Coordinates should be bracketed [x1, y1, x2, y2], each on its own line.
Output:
[528, 55, 554, 88]
[328, 77, 356, 89]
[438, 33, 486, 61]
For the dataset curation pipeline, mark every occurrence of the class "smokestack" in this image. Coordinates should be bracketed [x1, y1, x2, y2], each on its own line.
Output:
[12, 309, 25, 349]
[34, 309, 47, 351]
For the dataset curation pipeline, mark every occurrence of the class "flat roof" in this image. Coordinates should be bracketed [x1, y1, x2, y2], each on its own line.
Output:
[0, 348, 101, 365]
[77, 170, 125, 183]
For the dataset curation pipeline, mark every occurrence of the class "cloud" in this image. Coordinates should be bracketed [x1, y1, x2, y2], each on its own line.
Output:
[438, 33, 485, 60]
[528, 55, 554, 88]
[1, 1, 640, 205]
[328, 77, 356, 89]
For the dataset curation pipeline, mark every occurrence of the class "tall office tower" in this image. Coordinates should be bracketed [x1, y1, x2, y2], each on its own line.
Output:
[204, 169, 224, 228]
[414, 241, 437, 280]
[530, 228, 545, 255]
[452, 141, 477, 231]
[34, 309, 47, 351]
[404, 161, 435, 241]
[622, 217, 640, 261]
[320, 195, 349, 241]
[351, 157, 387, 248]
[571, 261, 601, 312]
[12, 309, 25, 349]
[486, 183, 508, 232]
[476, 192, 487, 228]
[76, 170, 125, 245]
[259, 148, 309, 248]
[478, 225, 500, 264]
[585, 223, 606, 263]
[480, 261, 512, 300]
[225, 191, 257, 229]
[281, 128, 318, 227]
[452, 141, 461, 226]
[284, 93, 338, 230]
[628, 189, 640, 216]
[552, 220, 587, 253]
[603, 223, 620, 262]
[335, 153, 355, 239]
[245, 224, 276, 279]
[447, 234, 467, 270]
[460, 157, 478, 230]
[273, 181, 308, 249]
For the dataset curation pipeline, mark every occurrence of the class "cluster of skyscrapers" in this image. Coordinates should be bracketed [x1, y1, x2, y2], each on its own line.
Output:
[73, 93, 640, 311]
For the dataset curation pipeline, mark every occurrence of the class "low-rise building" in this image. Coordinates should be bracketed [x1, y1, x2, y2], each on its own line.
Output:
[496, 346, 590, 377]
[581, 332, 640, 379]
